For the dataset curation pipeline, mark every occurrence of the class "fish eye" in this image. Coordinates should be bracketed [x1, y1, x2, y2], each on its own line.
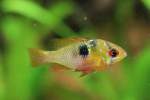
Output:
[108, 48, 119, 58]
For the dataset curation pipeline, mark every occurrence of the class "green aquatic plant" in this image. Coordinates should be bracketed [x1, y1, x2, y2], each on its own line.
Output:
[1, 1, 76, 100]
[0, 54, 5, 100]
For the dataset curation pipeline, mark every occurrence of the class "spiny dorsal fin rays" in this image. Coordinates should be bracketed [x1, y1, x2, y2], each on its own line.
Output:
[45, 38, 87, 50]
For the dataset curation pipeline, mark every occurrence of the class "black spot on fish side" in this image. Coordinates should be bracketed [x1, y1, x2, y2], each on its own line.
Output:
[79, 44, 89, 57]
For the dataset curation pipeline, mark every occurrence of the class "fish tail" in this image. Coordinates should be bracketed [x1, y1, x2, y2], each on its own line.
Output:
[28, 48, 53, 67]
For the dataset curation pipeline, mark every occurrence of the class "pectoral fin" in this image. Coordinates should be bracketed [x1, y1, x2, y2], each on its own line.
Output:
[75, 66, 93, 77]
[79, 72, 90, 77]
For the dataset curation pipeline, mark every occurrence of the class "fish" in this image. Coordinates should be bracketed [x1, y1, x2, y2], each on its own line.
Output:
[29, 38, 127, 76]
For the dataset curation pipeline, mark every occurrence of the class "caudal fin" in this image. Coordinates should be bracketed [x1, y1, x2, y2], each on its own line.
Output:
[28, 48, 50, 67]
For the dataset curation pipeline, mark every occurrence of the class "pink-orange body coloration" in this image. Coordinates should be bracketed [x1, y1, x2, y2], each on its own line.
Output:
[29, 38, 127, 76]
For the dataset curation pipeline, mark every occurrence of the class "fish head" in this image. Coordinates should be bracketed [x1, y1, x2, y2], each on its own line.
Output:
[87, 39, 127, 65]
[105, 41, 127, 64]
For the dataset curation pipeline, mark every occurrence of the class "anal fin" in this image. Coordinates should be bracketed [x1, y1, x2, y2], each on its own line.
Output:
[50, 63, 71, 72]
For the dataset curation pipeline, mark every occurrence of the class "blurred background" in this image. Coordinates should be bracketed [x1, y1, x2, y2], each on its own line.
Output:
[0, 0, 150, 100]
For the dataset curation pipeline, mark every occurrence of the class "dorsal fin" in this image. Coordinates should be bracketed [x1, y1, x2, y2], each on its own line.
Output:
[45, 38, 87, 50]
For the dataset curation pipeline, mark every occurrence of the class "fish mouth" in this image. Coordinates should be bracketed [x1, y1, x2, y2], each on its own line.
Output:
[123, 51, 127, 58]
[125, 52, 127, 57]
[120, 51, 127, 61]
[119, 47, 127, 59]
